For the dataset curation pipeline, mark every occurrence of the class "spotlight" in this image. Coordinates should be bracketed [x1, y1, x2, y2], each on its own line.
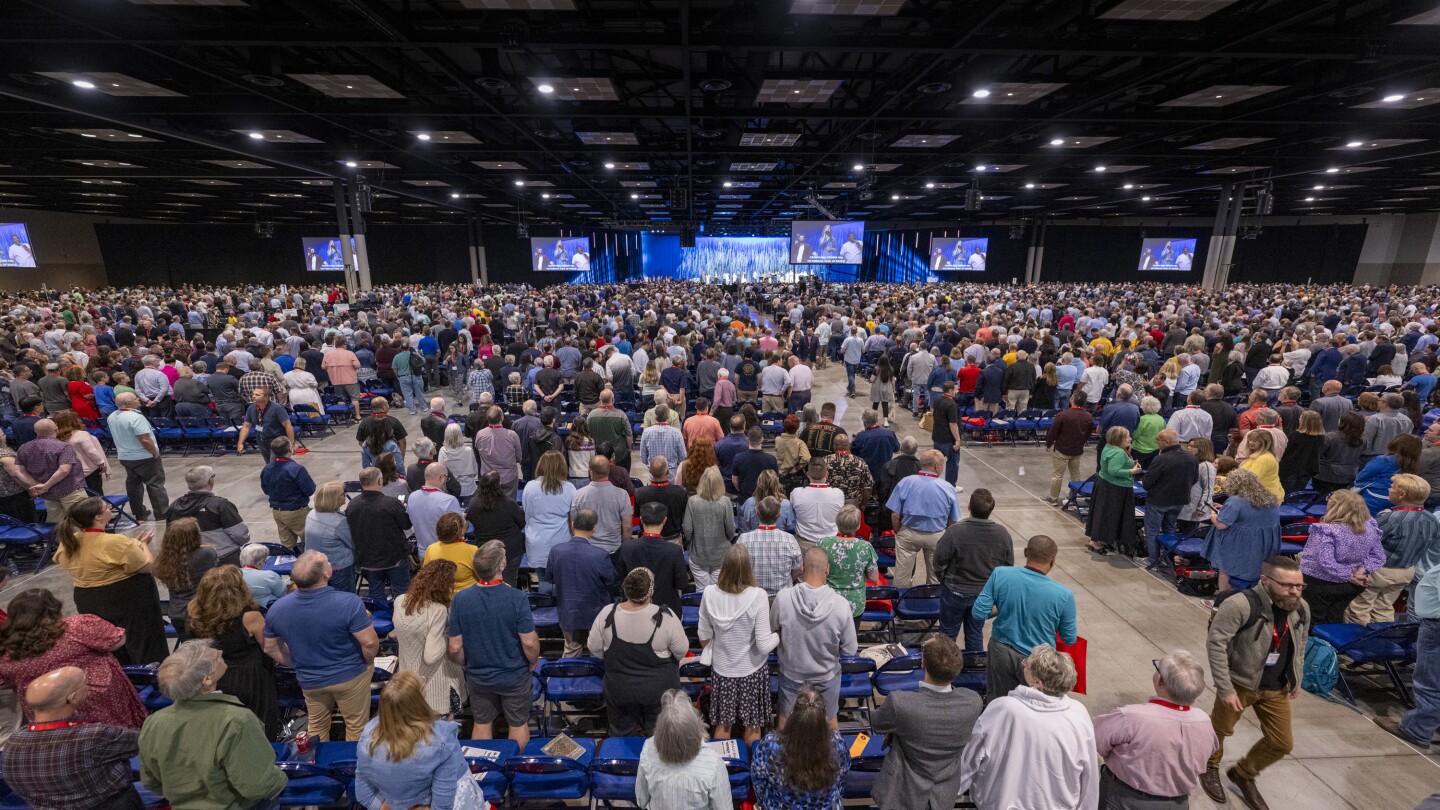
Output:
[1049, 138, 1064, 146]
[1313, 185, 1325, 190]
[537, 84, 555, 94]
[890, 194, 900, 200]
[1024, 183, 1035, 189]
[1305, 196, 1316, 202]
[450, 193, 460, 199]
[1345, 140, 1362, 148]
[974, 165, 986, 172]
[1141, 196, 1151, 201]
[1094, 165, 1107, 172]
[925, 182, 935, 189]
[1383, 94, 1405, 103]
[723, 181, 733, 188]
[72, 80, 95, 89]
[344, 161, 358, 168]
[852, 164, 864, 171]
[514, 180, 525, 186]
[542, 193, 551, 199]
[248, 132, 265, 140]
[1123, 183, 1135, 189]
[631, 193, 639, 199]
[416, 133, 432, 141]
[972, 89, 991, 98]
[1325, 167, 1340, 173]
[604, 163, 616, 169]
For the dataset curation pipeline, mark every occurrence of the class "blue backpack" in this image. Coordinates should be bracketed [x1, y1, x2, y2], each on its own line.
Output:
[1302, 637, 1340, 699]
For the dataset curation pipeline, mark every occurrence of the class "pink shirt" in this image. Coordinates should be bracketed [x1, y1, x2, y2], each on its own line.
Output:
[322, 348, 361, 385]
[712, 379, 737, 408]
[758, 336, 778, 351]
[1093, 699, 1217, 798]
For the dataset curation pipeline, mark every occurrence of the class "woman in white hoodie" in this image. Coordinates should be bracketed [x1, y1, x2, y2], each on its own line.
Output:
[958, 644, 1099, 810]
[697, 544, 779, 745]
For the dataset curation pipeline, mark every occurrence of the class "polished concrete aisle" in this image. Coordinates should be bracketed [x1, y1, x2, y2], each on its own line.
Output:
[12, 361, 1437, 809]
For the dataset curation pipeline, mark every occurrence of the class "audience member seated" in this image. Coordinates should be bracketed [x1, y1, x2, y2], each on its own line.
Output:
[447, 539, 538, 748]
[871, 636, 983, 810]
[958, 644, 1097, 810]
[239, 542, 287, 609]
[588, 567, 689, 736]
[1349, 474, 1440, 623]
[1300, 490, 1386, 624]
[636, 690, 732, 810]
[3, 665, 143, 810]
[139, 641, 288, 810]
[186, 566, 278, 738]
[356, 671, 470, 810]
[751, 683, 851, 810]
[263, 550, 380, 742]
[393, 559, 468, 717]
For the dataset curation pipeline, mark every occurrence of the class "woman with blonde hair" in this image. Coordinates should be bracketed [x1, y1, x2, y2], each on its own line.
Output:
[699, 545, 778, 745]
[187, 565, 277, 737]
[1131, 396, 1165, 468]
[640, 360, 662, 401]
[1086, 426, 1141, 556]
[1201, 469, 1282, 591]
[1238, 428, 1284, 502]
[437, 423, 478, 503]
[356, 671, 470, 810]
[737, 468, 797, 534]
[304, 480, 355, 593]
[393, 559, 468, 716]
[1301, 489, 1386, 624]
[683, 467, 736, 588]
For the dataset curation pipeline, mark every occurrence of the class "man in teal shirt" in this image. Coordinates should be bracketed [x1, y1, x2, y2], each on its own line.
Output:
[972, 534, 1078, 701]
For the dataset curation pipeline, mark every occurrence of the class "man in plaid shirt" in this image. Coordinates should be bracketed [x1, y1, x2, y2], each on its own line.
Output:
[467, 364, 494, 407]
[737, 496, 803, 596]
[3, 666, 142, 810]
[238, 364, 281, 404]
[639, 404, 687, 473]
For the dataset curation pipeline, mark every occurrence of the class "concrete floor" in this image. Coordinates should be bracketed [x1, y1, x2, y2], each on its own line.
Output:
[18, 362, 1439, 810]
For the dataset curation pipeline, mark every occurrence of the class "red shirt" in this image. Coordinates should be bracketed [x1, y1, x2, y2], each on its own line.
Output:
[956, 364, 981, 393]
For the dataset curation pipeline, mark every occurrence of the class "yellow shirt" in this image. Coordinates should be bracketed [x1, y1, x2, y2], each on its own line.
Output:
[54, 531, 149, 588]
[1240, 453, 1285, 502]
[424, 540, 478, 593]
[1090, 336, 1114, 357]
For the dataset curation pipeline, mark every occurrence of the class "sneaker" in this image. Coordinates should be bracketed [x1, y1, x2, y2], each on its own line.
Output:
[1199, 768, 1226, 804]
[1044, 497, 1059, 506]
[1226, 766, 1269, 810]
[1376, 714, 1432, 749]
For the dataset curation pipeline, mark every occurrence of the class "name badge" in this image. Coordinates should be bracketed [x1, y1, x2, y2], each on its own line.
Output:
[1265, 651, 1281, 667]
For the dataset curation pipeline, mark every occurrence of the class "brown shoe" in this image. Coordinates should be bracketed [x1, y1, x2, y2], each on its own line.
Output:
[1200, 767, 1226, 803]
[1227, 766, 1269, 810]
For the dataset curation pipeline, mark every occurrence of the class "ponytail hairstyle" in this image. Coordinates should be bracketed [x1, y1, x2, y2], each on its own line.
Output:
[57, 497, 107, 558]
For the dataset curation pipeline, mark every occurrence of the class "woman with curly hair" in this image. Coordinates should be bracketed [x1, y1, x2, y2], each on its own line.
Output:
[186, 565, 277, 737]
[393, 559, 467, 717]
[1201, 469, 1282, 591]
[152, 517, 221, 640]
[0, 588, 147, 728]
[677, 435, 719, 496]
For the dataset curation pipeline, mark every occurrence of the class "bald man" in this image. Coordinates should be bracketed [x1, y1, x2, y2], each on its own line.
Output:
[634, 457, 687, 540]
[14, 418, 89, 524]
[4, 667, 143, 810]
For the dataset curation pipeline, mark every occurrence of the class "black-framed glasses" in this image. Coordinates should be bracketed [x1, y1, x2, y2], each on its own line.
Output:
[1152, 659, 1161, 675]
[1261, 574, 1305, 592]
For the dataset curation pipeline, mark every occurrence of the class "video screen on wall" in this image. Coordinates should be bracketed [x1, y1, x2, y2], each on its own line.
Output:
[300, 237, 349, 272]
[789, 220, 865, 264]
[530, 236, 592, 272]
[0, 223, 36, 268]
[929, 237, 989, 272]
[1137, 237, 1198, 272]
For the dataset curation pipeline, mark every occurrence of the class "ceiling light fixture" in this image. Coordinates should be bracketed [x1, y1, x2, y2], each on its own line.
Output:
[247, 132, 265, 140]
[852, 164, 864, 171]
[1346, 140, 1363, 148]
[1123, 183, 1135, 189]
[1024, 183, 1035, 189]
[630, 193, 639, 199]
[72, 80, 95, 89]
[1141, 196, 1152, 201]
[972, 88, 991, 98]
[604, 163, 616, 169]
[1325, 167, 1340, 173]
[1049, 138, 1064, 146]
[1305, 196, 1316, 202]
[1313, 184, 1325, 190]
[1094, 165, 1107, 172]
[514, 180, 525, 186]
[450, 193, 460, 199]
[537, 84, 554, 94]
[126, 133, 143, 138]
[974, 165, 986, 172]
[890, 194, 900, 200]
[1383, 93, 1405, 102]
[925, 182, 935, 188]
[81, 133, 96, 138]
[416, 133, 431, 141]
[344, 161, 358, 168]
[542, 193, 551, 199]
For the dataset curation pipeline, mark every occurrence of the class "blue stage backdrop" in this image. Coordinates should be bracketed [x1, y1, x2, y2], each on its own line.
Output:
[641, 234, 856, 281]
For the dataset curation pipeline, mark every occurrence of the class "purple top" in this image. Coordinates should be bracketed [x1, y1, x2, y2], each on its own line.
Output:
[15, 438, 85, 499]
[1300, 520, 1387, 583]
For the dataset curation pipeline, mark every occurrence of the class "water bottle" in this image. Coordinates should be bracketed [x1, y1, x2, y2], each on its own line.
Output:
[294, 729, 316, 764]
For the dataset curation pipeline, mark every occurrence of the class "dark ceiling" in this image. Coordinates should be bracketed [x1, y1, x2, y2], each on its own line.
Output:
[1, 0, 1439, 231]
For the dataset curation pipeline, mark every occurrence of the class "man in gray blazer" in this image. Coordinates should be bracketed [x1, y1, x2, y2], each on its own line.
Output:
[871, 635, 983, 809]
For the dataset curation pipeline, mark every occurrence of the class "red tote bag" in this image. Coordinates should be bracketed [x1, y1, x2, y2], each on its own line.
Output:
[1056, 634, 1088, 695]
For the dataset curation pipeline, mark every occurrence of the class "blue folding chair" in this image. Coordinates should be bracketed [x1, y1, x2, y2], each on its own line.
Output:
[680, 591, 703, 630]
[462, 738, 519, 803]
[860, 585, 898, 643]
[123, 664, 173, 713]
[1312, 621, 1420, 706]
[1280, 522, 1311, 557]
[529, 592, 559, 633]
[841, 731, 890, 799]
[275, 762, 347, 808]
[872, 652, 924, 696]
[590, 736, 645, 807]
[839, 655, 877, 728]
[893, 585, 942, 643]
[504, 737, 595, 805]
[536, 657, 605, 735]
[0, 516, 56, 574]
[679, 659, 711, 701]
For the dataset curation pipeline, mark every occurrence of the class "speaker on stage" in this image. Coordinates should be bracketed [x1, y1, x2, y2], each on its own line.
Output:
[680, 227, 696, 249]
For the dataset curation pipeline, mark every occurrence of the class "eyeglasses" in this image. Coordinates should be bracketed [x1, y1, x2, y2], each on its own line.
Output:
[1261, 574, 1305, 592]
[1152, 659, 1161, 675]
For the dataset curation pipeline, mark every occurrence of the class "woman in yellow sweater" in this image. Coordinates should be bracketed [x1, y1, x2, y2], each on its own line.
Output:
[1238, 428, 1285, 502]
[422, 512, 477, 593]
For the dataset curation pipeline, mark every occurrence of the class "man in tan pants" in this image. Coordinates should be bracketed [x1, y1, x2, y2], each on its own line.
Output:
[263, 551, 379, 741]
[1044, 390, 1094, 507]
[885, 450, 962, 587]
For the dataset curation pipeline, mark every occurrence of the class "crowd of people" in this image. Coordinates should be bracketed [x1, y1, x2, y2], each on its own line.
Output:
[1, 277, 1440, 809]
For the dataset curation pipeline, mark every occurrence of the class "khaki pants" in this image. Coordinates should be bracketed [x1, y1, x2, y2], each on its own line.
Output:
[1346, 565, 1414, 625]
[303, 668, 372, 741]
[763, 395, 786, 414]
[44, 490, 90, 525]
[894, 526, 943, 588]
[738, 390, 758, 404]
[563, 631, 587, 658]
[1050, 449, 1082, 501]
[272, 507, 311, 548]
[1207, 687, 1294, 779]
[1005, 389, 1030, 412]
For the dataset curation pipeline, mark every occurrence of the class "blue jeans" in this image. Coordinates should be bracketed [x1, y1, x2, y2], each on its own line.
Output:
[911, 384, 926, 412]
[1055, 388, 1071, 410]
[1143, 503, 1183, 568]
[398, 375, 425, 412]
[329, 565, 356, 595]
[934, 442, 959, 485]
[363, 564, 411, 609]
[845, 362, 859, 393]
[939, 588, 982, 654]
[1403, 617, 1440, 745]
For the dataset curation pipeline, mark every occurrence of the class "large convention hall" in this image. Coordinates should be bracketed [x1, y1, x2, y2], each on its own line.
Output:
[2, 1, 1440, 809]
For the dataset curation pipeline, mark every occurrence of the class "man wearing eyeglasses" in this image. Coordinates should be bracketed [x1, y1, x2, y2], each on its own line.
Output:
[1201, 555, 1310, 810]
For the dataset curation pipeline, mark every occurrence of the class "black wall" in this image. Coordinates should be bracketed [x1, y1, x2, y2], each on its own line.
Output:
[96, 224, 473, 288]
[1227, 223, 1366, 285]
[1040, 225, 1211, 284]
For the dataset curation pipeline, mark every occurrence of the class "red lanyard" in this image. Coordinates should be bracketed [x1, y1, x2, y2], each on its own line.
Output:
[835, 451, 851, 456]
[1395, 506, 1425, 512]
[1148, 699, 1190, 712]
[27, 720, 88, 732]
[1272, 620, 1289, 652]
[808, 484, 828, 488]
[917, 471, 938, 478]
[641, 533, 665, 539]
[421, 486, 440, 493]
[651, 481, 669, 487]
[758, 525, 777, 530]
[475, 578, 503, 587]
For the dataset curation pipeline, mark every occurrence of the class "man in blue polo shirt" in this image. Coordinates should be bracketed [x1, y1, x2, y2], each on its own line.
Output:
[263, 551, 379, 741]
[972, 535, 1078, 701]
[449, 539, 540, 751]
[885, 449, 962, 588]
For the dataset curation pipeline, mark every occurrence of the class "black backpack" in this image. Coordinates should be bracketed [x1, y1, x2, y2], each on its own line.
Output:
[1209, 587, 1309, 636]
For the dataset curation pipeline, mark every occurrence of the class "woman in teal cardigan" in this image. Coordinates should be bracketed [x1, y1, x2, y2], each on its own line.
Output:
[1086, 425, 1143, 556]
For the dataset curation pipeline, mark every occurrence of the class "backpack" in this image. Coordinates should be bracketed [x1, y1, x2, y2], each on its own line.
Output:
[1302, 637, 1340, 699]
[1209, 587, 1310, 642]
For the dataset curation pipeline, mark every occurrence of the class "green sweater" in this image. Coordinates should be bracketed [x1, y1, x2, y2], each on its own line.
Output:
[1099, 444, 1136, 487]
[1131, 413, 1165, 455]
[139, 693, 287, 810]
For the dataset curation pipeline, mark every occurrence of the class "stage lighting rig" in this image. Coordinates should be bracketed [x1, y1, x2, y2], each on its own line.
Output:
[803, 188, 839, 220]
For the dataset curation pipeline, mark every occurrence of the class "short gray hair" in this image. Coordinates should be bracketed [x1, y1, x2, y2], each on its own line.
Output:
[157, 641, 223, 702]
[239, 543, 269, 567]
[835, 505, 862, 536]
[185, 465, 215, 491]
[652, 689, 704, 765]
[1140, 395, 1161, 415]
[472, 539, 506, 580]
[1156, 649, 1206, 705]
[412, 437, 435, 460]
[1025, 643, 1078, 697]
